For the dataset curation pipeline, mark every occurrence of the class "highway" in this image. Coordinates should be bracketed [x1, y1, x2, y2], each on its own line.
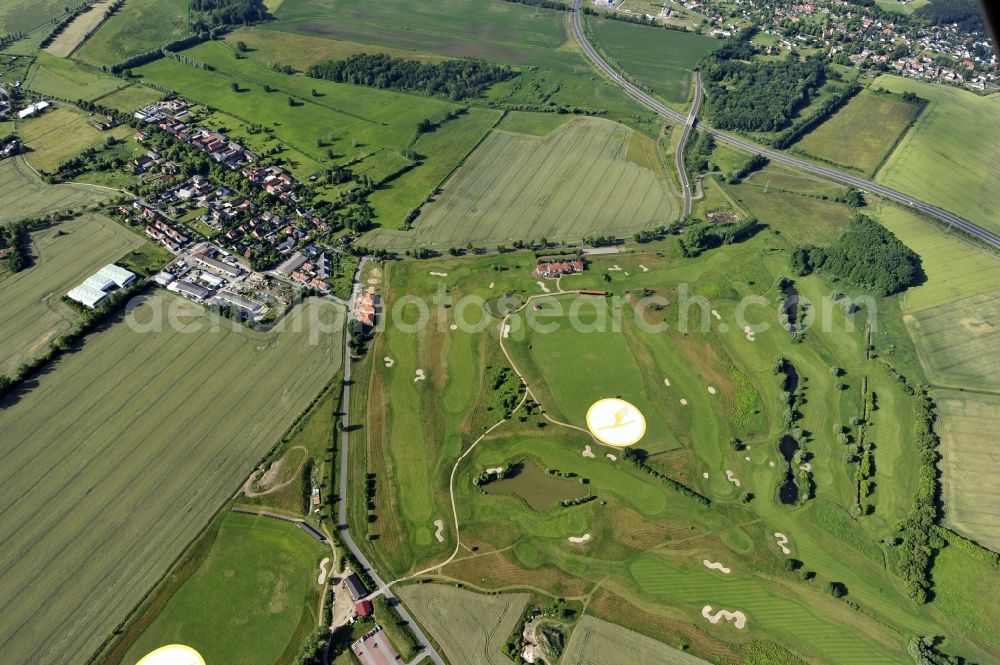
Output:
[569, 0, 1000, 249]
[675, 69, 702, 217]
[337, 257, 446, 665]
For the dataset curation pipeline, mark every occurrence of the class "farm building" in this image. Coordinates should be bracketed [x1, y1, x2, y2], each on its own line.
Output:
[533, 259, 585, 278]
[17, 100, 50, 119]
[355, 600, 373, 617]
[67, 284, 108, 309]
[345, 573, 368, 600]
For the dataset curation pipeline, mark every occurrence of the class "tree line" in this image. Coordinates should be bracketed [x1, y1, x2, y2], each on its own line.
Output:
[789, 215, 924, 296]
[188, 0, 269, 32]
[306, 53, 517, 101]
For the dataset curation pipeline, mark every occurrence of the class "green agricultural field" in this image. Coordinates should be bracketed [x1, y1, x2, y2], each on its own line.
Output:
[0, 155, 112, 223]
[795, 89, 922, 174]
[933, 390, 1000, 552]
[589, 18, 719, 106]
[25, 52, 128, 101]
[397, 584, 529, 665]
[930, 531, 1000, 656]
[564, 615, 711, 665]
[872, 74, 1000, 237]
[719, 173, 854, 246]
[18, 105, 133, 174]
[0, 0, 72, 34]
[121, 512, 328, 665]
[364, 117, 678, 250]
[75, 0, 190, 67]
[496, 110, 574, 137]
[904, 292, 1000, 392]
[0, 294, 342, 665]
[92, 83, 165, 113]
[0, 214, 142, 376]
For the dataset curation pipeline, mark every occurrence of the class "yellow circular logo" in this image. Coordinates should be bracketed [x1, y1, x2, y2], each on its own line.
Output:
[586, 398, 645, 447]
[135, 645, 206, 665]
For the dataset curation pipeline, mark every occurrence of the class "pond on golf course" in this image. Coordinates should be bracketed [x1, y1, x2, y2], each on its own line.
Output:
[483, 460, 590, 511]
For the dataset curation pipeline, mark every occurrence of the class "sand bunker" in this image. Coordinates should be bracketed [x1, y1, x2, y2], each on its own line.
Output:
[725, 470, 741, 487]
[606, 453, 617, 461]
[430, 271, 448, 277]
[663, 377, 671, 387]
[317, 557, 330, 585]
[768, 460, 775, 468]
[702, 560, 732, 574]
[582, 445, 595, 458]
[702, 605, 747, 629]
[680, 398, 688, 406]
[414, 369, 426, 382]
[383, 356, 394, 368]
[743, 325, 756, 342]
[639, 264, 649, 272]
[502, 323, 511, 339]
[433, 519, 445, 543]
[568, 534, 591, 544]
[485, 467, 504, 474]
[799, 462, 812, 472]
[702, 472, 710, 479]
[711, 310, 721, 320]
[489, 282, 495, 289]
[449, 324, 458, 330]
[774, 532, 791, 555]
[707, 386, 717, 395]
[744, 456, 751, 462]
[536, 281, 551, 293]
[607, 265, 622, 272]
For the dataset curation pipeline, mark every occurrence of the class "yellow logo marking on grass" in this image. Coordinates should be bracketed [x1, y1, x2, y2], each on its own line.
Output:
[586, 398, 645, 447]
[135, 645, 206, 665]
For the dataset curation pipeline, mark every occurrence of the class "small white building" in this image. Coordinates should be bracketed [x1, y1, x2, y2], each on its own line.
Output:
[17, 100, 49, 119]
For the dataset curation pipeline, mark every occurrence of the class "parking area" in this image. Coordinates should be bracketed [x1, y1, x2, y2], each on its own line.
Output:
[351, 627, 402, 665]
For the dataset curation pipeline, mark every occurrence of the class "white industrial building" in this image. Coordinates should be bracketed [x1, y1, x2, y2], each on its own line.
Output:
[66, 264, 137, 309]
[17, 100, 50, 119]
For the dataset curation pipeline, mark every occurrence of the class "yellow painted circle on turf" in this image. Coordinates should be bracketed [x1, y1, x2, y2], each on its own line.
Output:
[135, 645, 206, 665]
[586, 398, 645, 447]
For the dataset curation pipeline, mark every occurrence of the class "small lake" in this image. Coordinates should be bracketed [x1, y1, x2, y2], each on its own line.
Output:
[778, 435, 800, 505]
[483, 461, 589, 511]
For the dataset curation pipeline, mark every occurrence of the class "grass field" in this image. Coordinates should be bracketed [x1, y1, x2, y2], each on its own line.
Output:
[93, 83, 165, 113]
[0, 155, 112, 223]
[0, 0, 72, 34]
[44, 0, 116, 57]
[18, 105, 133, 174]
[795, 89, 922, 175]
[933, 390, 1000, 552]
[364, 117, 678, 250]
[872, 74, 1000, 237]
[75, 0, 190, 66]
[0, 214, 142, 376]
[564, 615, 711, 665]
[121, 512, 327, 665]
[397, 584, 529, 665]
[25, 52, 129, 101]
[930, 532, 1000, 658]
[589, 18, 719, 106]
[0, 294, 342, 664]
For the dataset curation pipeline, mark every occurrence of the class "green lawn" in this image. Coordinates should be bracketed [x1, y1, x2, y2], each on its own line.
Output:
[795, 89, 922, 175]
[94, 84, 166, 113]
[0, 214, 143, 376]
[25, 52, 129, 101]
[872, 74, 1000, 237]
[364, 117, 678, 250]
[122, 512, 327, 665]
[589, 18, 719, 107]
[74, 0, 191, 66]
[0, 295, 342, 664]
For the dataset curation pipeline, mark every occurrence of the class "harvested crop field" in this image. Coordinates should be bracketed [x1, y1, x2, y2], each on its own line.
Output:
[19, 105, 132, 174]
[0, 295, 342, 664]
[0, 156, 111, 224]
[0, 214, 142, 376]
[74, 0, 190, 66]
[564, 615, 711, 665]
[397, 584, 529, 665]
[933, 390, 1000, 552]
[43, 0, 116, 57]
[365, 117, 678, 250]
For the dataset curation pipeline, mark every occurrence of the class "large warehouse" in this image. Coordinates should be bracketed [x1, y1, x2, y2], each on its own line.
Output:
[67, 264, 137, 309]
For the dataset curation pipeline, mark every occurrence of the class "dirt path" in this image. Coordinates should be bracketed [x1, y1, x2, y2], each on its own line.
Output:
[241, 445, 308, 498]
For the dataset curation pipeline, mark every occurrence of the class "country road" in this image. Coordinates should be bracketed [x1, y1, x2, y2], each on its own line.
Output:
[569, 0, 1000, 249]
[337, 257, 446, 665]
[675, 69, 702, 218]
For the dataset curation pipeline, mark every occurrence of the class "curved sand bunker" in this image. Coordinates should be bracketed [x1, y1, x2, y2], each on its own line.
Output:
[725, 470, 741, 487]
[702, 605, 747, 629]
[383, 356, 394, 368]
[414, 369, 426, 382]
[744, 325, 756, 342]
[430, 271, 448, 277]
[639, 264, 649, 272]
[536, 281, 551, 293]
[582, 445, 595, 458]
[317, 557, 330, 585]
[711, 310, 721, 320]
[485, 467, 503, 474]
[663, 377, 671, 387]
[568, 533, 591, 544]
[606, 453, 617, 461]
[502, 323, 511, 339]
[433, 519, 445, 543]
[702, 560, 732, 574]
[774, 532, 791, 555]
[607, 265, 622, 272]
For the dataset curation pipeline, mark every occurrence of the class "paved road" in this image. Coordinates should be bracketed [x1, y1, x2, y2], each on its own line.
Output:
[675, 69, 703, 218]
[569, 0, 1000, 249]
[337, 257, 446, 665]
